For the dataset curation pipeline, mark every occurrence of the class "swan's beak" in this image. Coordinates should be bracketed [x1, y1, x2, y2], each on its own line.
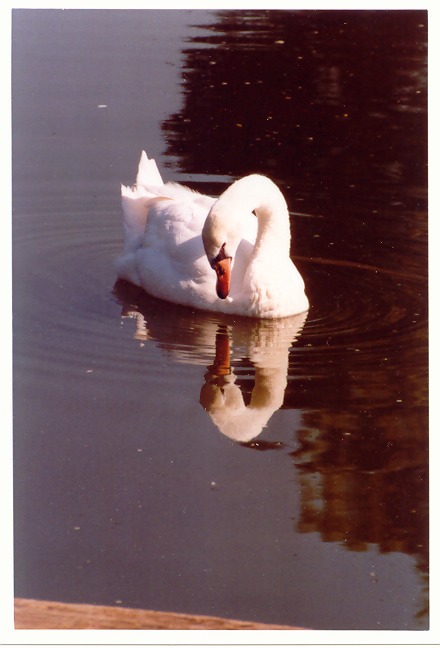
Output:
[214, 257, 232, 299]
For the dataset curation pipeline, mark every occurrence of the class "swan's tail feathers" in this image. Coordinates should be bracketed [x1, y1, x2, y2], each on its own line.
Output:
[120, 185, 153, 253]
[118, 151, 164, 255]
[136, 150, 163, 188]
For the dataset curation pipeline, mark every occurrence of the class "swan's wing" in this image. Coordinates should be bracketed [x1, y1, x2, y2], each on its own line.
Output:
[133, 198, 218, 305]
[120, 173, 216, 249]
[142, 199, 207, 267]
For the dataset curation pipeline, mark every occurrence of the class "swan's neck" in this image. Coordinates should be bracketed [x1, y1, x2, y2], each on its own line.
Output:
[253, 204, 291, 259]
[224, 175, 292, 257]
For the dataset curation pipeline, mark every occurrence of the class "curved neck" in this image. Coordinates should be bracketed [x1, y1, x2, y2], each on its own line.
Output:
[221, 175, 292, 256]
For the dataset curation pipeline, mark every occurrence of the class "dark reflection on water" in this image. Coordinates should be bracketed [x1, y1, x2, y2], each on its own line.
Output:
[12, 8, 428, 631]
[164, 10, 427, 276]
[113, 252, 428, 628]
[161, 8, 428, 627]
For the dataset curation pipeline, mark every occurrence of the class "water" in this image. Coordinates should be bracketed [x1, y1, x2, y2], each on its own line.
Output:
[12, 9, 428, 630]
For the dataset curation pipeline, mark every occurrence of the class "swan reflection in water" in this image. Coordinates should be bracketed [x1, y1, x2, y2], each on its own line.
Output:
[113, 280, 307, 442]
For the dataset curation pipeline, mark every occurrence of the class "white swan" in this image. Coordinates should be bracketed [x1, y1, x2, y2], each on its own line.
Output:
[115, 151, 309, 318]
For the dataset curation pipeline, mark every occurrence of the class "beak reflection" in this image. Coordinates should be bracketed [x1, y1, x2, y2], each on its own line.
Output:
[114, 279, 307, 443]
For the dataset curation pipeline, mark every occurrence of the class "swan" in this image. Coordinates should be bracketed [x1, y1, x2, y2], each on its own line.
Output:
[115, 151, 309, 318]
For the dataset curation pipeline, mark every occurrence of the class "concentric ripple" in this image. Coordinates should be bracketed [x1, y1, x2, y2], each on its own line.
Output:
[299, 258, 426, 346]
[13, 210, 149, 383]
[287, 258, 427, 411]
[13, 209, 427, 413]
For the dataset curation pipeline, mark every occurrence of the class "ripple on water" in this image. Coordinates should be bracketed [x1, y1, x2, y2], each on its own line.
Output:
[13, 211, 147, 382]
[300, 260, 426, 345]
[13, 210, 427, 412]
[288, 259, 427, 411]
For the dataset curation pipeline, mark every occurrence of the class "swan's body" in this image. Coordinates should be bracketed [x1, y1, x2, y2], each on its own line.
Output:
[115, 151, 309, 318]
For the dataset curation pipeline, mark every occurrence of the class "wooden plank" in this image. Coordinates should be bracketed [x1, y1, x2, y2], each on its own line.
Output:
[14, 598, 304, 630]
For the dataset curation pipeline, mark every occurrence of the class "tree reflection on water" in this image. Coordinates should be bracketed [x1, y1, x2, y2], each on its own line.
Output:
[161, 8, 428, 627]
[292, 407, 428, 623]
[163, 9, 427, 274]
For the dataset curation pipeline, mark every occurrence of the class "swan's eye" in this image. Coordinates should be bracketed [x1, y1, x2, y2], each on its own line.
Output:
[211, 242, 230, 268]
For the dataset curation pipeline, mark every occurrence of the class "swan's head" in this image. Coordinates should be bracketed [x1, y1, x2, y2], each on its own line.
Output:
[202, 201, 244, 300]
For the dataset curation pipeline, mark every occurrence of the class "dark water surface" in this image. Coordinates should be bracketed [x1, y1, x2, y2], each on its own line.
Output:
[12, 9, 428, 630]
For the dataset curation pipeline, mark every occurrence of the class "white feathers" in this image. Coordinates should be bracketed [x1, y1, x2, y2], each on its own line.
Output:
[115, 152, 309, 318]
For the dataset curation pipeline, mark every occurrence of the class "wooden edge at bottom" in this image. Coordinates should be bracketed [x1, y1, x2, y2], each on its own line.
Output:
[14, 597, 306, 630]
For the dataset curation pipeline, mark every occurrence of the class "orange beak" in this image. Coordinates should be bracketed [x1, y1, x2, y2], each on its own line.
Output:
[214, 257, 232, 299]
